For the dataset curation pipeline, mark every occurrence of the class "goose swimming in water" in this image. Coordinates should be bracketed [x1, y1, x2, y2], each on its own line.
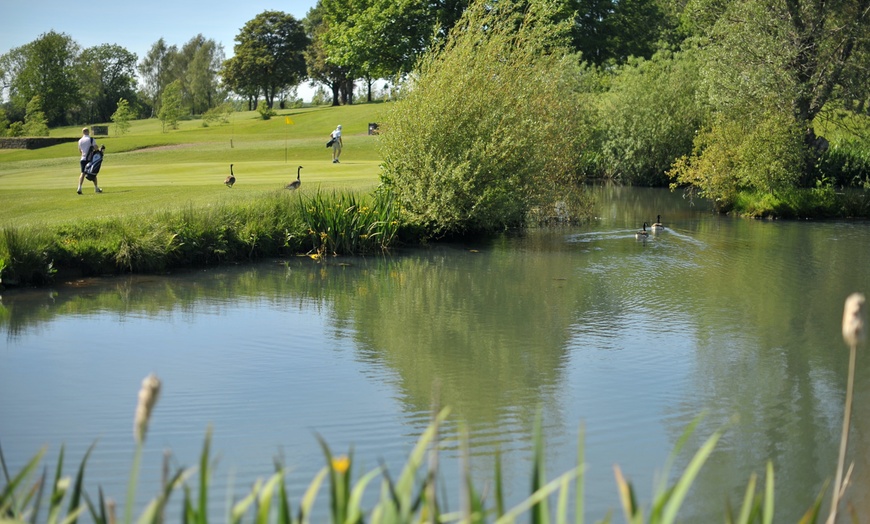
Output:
[636, 222, 649, 240]
[651, 215, 664, 233]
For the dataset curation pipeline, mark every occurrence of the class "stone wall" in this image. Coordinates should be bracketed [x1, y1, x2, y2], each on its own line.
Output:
[0, 137, 80, 149]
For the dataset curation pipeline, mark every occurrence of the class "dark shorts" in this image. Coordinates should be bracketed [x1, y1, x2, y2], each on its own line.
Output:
[80, 159, 88, 172]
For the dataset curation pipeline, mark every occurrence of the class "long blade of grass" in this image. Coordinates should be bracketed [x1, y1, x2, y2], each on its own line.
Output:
[67, 441, 96, 524]
[230, 479, 261, 524]
[494, 449, 505, 519]
[30, 468, 47, 524]
[0, 446, 46, 518]
[197, 427, 212, 524]
[48, 446, 68, 524]
[660, 429, 722, 524]
[495, 467, 581, 524]
[575, 424, 585, 524]
[136, 467, 191, 524]
[298, 466, 328, 524]
[613, 465, 640, 524]
[798, 478, 828, 524]
[255, 472, 284, 524]
[735, 472, 758, 524]
[346, 467, 382, 524]
[275, 467, 293, 524]
[762, 461, 774, 524]
[394, 407, 450, 517]
[531, 411, 549, 524]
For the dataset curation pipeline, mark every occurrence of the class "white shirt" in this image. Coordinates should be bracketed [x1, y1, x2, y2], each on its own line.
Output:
[331, 128, 342, 139]
[78, 135, 95, 159]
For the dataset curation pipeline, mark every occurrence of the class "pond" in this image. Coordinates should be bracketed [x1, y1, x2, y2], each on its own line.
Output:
[2, 186, 870, 522]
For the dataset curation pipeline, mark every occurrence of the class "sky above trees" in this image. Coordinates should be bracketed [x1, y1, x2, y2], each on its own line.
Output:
[1, 0, 317, 94]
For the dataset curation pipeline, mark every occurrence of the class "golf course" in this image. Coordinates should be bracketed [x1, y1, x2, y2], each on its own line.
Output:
[0, 103, 404, 286]
[0, 103, 385, 226]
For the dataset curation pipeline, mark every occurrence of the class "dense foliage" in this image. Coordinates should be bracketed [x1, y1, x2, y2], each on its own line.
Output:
[379, 0, 594, 236]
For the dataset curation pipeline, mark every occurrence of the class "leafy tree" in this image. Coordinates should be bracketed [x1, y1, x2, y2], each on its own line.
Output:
[0, 108, 9, 137]
[319, 0, 436, 102]
[3, 31, 79, 126]
[178, 35, 225, 115]
[304, 14, 351, 106]
[23, 95, 49, 136]
[77, 44, 138, 123]
[567, 0, 674, 64]
[158, 80, 183, 131]
[111, 98, 135, 135]
[597, 48, 705, 185]
[222, 11, 308, 108]
[379, 0, 592, 236]
[138, 38, 177, 116]
[670, 0, 870, 208]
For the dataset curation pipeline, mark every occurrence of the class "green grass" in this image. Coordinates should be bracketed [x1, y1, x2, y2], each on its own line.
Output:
[0, 104, 386, 228]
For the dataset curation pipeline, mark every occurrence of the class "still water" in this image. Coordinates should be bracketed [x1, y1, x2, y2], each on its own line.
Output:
[2, 186, 870, 522]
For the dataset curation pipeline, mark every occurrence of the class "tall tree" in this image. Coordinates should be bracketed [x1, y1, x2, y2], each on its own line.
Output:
[670, 0, 870, 206]
[567, 0, 674, 64]
[222, 11, 308, 108]
[304, 18, 351, 106]
[77, 44, 138, 123]
[138, 38, 177, 117]
[177, 35, 225, 114]
[3, 31, 79, 126]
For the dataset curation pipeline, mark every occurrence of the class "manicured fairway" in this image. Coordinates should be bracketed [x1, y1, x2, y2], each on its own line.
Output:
[0, 104, 387, 227]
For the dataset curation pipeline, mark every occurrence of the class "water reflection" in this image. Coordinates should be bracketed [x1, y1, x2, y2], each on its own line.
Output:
[2, 187, 870, 521]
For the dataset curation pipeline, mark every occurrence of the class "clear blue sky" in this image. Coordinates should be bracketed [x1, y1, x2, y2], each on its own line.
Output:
[1, 0, 319, 97]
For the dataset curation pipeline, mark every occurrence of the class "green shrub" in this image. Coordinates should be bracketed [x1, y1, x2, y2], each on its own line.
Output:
[379, 0, 591, 237]
[597, 49, 705, 186]
[817, 139, 870, 188]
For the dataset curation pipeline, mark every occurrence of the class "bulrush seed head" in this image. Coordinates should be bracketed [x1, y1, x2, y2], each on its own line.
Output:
[842, 293, 866, 348]
[134, 373, 161, 443]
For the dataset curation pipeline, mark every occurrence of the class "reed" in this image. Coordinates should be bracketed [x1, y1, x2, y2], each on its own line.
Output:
[299, 189, 401, 257]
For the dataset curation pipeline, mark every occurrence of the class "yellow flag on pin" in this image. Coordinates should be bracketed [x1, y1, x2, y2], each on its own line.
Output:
[285, 116, 294, 124]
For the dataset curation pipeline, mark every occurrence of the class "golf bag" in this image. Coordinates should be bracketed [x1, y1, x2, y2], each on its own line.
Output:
[84, 145, 104, 181]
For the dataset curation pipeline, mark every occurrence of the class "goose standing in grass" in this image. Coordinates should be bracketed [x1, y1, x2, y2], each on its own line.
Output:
[224, 164, 236, 188]
[286, 166, 302, 190]
[636, 222, 649, 240]
[651, 215, 664, 233]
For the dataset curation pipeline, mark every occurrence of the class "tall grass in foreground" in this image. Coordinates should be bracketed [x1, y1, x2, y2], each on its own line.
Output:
[0, 190, 404, 287]
[0, 301, 864, 523]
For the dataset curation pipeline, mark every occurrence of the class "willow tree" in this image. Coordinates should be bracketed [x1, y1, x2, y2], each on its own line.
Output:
[379, 0, 593, 236]
[670, 0, 870, 208]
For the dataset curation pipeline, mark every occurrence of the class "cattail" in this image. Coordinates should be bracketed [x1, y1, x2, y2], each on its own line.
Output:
[134, 373, 161, 443]
[842, 293, 866, 348]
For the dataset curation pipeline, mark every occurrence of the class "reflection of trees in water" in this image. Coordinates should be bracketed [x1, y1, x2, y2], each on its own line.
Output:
[659, 221, 870, 522]
[333, 244, 575, 425]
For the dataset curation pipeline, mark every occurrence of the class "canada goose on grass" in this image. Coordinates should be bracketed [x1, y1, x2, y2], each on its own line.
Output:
[651, 215, 664, 233]
[225, 164, 236, 188]
[636, 222, 649, 240]
[286, 166, 302, 190]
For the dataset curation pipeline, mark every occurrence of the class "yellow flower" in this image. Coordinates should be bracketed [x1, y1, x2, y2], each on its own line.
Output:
[332, 455, 350, 474]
